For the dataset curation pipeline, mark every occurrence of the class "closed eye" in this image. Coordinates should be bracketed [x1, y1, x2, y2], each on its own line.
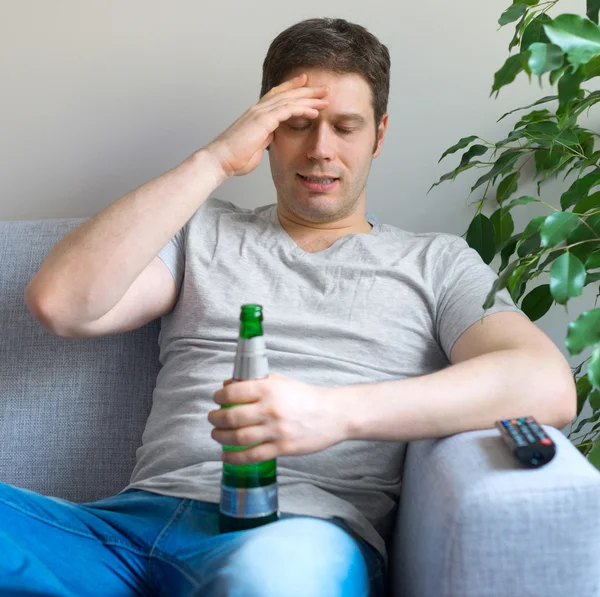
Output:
[287, 123, 354, 135]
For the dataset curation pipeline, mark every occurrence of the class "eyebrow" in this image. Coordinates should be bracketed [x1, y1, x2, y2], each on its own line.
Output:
[334, 113, 367, 125]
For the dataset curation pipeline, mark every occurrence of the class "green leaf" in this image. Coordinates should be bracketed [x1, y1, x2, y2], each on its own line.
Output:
[528, 43, 566, 75]
[583, 53, 600, 79]
[521, 284, 554, 321]
[567, 214, 600, 255]
[588, 0, 600, 25]
[571, 241, 600, 266]
[540, 154, 578, 186]
[438, 136, 479, 163]
[566, 308, 600, 355]
[499, 4, 529, 26]
[509, 14, 527, 53]
[557, 66, 586, 110]
[577, 374, 593, 416]
[522, 121, 580, 147]
[576, 441, 593, 456]
[492, 53, 529, 96]
[429, 161, 483, 193]
[466, 214, 496, 265]
[540, 211, 580, 247]
[496, 171, 520, 204]
[535, 147, 564, 174]
[483, 261, 519, 309]
[491, 209, 515, 245]
[560, 169, 600, 210]
[543, 14, 600, 68]
[458, 144, 489, 168]
[586, 271, 600, 284]
[523, 215, 548, 237]
[574, 411, 600, 433]
[514, 109, 554, 128]
[472, 150, 524, 192]
[589, 345, 600, 390]
[572, 89, 600, 115]
[538, 247, 565, 270]
[500, 235, 521, 271]
[505, 195, 540, 210]
[496, 128, 527, 148]
[497, 95, 558, 122]
[586, 250, 600, 269]
[517, 232, 541, 257]
[522, 14, 552, 51]
[591, 388, 600, 410]
[509, 262, 533, 301]
[550, 252, 587, 304]
[573, 191, 600, 214]
[588, 440, 600, 470]
[551, 65, 570, 85]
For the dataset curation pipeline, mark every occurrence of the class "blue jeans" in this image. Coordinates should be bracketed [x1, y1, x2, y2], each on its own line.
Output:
[0, 482, 386, 596]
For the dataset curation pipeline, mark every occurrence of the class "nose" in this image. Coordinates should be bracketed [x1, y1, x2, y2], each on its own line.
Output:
[306, 122, 335, 162]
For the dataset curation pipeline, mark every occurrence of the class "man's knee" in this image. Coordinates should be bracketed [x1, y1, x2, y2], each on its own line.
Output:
[215, 517, 370, 597]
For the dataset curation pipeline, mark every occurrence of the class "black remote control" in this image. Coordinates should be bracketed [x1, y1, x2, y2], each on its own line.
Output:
[494, 416, 556, 468]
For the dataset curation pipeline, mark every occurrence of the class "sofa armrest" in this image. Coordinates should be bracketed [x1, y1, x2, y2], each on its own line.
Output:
[388, 426, 600, 597]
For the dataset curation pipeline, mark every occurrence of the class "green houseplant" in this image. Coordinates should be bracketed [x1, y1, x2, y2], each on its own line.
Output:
[431, 0, 600, 468]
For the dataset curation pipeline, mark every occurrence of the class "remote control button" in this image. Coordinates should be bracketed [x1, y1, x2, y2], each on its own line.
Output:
[522, 429, 535, 442]
[540, 438, 552, 445]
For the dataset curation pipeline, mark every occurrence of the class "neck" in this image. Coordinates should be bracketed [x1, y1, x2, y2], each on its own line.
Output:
[275, 205, 373, 254]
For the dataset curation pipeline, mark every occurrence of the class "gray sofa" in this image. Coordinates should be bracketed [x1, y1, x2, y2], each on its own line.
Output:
[2, 217, 600, 597]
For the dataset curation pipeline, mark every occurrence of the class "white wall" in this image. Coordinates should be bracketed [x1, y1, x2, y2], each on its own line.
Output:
[2, 0, 597, 413]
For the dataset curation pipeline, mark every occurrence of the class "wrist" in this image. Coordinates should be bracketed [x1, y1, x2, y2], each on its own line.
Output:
[327, 385, 363, 442]
[189, 147, 230, 189]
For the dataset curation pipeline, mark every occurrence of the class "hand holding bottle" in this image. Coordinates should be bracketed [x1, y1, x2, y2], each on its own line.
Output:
[210, 373, 347, 465]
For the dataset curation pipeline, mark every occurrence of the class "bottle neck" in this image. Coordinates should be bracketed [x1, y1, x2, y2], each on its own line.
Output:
[239, 319, 263, 339]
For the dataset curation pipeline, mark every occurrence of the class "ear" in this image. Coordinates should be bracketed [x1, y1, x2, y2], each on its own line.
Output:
[373, 113, 389, 158]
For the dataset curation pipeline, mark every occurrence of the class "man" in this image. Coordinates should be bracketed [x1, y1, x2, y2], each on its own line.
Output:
[6, 16, 574, 597]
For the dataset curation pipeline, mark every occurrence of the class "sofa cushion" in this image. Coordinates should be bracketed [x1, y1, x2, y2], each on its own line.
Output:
[0, 219, 160, 502]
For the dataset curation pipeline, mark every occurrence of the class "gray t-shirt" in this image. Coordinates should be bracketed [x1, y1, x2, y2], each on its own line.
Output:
[125, 197, 521, 558]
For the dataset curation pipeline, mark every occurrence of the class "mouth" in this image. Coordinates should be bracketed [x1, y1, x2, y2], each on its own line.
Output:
[296, 173, 340, 192]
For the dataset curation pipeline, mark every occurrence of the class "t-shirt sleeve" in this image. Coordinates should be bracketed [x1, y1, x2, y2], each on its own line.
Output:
[434, 235, 524, 359]
[158, 225, 186, 296]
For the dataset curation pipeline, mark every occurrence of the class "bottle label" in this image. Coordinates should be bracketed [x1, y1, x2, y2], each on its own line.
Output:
[233, 336, 269, 380]
[219, 484, 278, 518]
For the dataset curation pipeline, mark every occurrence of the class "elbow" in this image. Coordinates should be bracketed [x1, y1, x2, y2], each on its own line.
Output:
[551, 372, 577, 429]
[25, 281, 78, 338]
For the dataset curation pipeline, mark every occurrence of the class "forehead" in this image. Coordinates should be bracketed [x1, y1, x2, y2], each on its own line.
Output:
[283, 67, 373, 119]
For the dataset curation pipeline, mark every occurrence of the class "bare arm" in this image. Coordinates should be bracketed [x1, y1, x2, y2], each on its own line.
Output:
[208, 312, 578, 465]
[338, 312, 576, 441]
[26, 73, 329, 337]
[26, 150, 225, 337]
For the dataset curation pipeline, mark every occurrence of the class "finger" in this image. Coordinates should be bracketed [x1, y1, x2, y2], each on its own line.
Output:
[222, 442, 279, 465]
[222, 379, 233, 387]
[208, 403, 265, 428]
[262, 73, 307, 99]
[261, 103, 323, 133]
[213, 379, 264, 406]
[259, 84, 329, 108]
[266, 97, 329, 114]
[211, 424, 276, 447]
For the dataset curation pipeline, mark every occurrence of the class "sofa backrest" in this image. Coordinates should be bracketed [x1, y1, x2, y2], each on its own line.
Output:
[0, 219, 161, 502]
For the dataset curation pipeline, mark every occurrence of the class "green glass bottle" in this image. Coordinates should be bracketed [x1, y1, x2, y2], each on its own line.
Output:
[218, 304, 279, 533]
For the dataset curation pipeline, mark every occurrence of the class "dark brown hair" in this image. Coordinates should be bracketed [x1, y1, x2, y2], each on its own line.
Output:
[261, 18, 390, 139]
